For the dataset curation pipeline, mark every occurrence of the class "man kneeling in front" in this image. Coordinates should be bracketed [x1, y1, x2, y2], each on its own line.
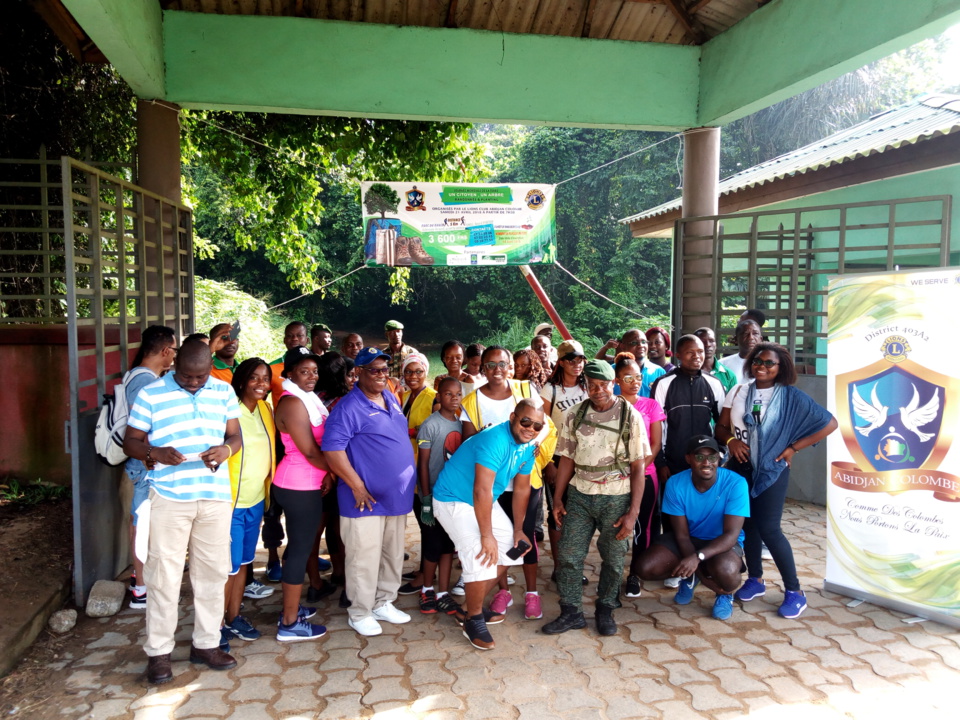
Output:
[636, 436, 749, 620]
[432, 399, 543, 650]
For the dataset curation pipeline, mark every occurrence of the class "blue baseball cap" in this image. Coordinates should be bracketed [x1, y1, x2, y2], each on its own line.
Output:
[354, 346, 391, 367]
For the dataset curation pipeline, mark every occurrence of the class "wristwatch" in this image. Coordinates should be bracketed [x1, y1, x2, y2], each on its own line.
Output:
[697, 552, 706, 562]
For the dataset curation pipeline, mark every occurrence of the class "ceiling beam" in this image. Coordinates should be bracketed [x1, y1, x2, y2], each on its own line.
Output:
[60, 0, 164, 98]
[162, 11, 701, 129]
[661, 0, 705, 44]
[687, 0, 715, 15]
[580, 0, 599, 38]
[699, 0, 960, 126]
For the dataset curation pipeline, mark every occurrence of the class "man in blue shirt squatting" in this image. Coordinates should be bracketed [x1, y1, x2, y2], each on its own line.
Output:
[123, 338, 242, 684]
[432, 398, 544, 650]
[635, 435, 750, 621]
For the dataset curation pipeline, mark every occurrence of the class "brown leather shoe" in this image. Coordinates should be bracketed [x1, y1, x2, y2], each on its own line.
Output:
[189, 645, 237, 671]
[146, 654, 173, 684]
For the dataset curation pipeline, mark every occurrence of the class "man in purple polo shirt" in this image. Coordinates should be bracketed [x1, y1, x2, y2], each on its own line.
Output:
[322, 347, 417, 636]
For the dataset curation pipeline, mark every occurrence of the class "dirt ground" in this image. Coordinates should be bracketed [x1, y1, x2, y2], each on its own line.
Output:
[0, 497, 75, 715]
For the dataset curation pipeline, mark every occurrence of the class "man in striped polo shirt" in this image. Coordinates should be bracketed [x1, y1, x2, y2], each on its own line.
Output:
[124, 339, 242, 685]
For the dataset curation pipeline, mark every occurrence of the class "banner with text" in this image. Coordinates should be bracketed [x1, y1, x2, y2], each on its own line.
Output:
[361, 182, 556, 267]
[826, 268, 960, 627]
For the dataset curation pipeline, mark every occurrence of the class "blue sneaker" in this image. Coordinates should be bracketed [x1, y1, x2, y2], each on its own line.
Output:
[219, 627, 232, 653]
[674, 575, 700, 605]
[266, 561, 283, 583]
[277, 617, 327, 643]
[778, 590, 808, 619]
[226, 615, 261, 641]
[712, 594, 734, 620]
[735, 577, 766, 602]
[317, 556, 332, 572]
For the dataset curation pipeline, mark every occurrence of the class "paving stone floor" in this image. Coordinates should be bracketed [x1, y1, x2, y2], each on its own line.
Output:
[15, 500, 960, 719]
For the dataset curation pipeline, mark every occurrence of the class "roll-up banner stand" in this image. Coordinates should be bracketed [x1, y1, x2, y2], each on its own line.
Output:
[826, 268, 960, 628]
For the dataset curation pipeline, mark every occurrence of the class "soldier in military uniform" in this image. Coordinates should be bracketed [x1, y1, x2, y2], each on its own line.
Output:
[542, 360, 652, 637]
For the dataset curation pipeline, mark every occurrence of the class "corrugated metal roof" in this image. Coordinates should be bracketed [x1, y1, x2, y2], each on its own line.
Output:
[620, 93, 960, 223]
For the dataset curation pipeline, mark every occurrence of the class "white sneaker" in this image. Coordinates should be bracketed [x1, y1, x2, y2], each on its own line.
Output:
[761, 543, 773, 560]
[663, 576, 681, 589]
[451, 576, 466, 596]
[372, 601, 411, 624]
[506, 575, 515, 586]
[348, 615, 383, 636]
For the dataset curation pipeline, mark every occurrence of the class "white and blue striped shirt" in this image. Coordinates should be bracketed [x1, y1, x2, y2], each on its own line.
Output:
[127, 373, 240, 502]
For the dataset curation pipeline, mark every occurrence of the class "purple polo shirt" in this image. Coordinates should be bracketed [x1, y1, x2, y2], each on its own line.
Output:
[321, 385, 415, 518]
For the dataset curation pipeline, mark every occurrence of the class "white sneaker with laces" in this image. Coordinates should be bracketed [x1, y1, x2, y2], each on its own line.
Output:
[372, 601, 411, 624]
[451, 576, 466, 596]
[243, 579, 275, 599]
[348, 615, 383, 636]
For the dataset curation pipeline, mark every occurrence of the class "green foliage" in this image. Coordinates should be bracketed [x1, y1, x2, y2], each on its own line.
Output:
[182, 113, 489, 294]
[193, 277, 287, 362]
[0, 478, 69, 507]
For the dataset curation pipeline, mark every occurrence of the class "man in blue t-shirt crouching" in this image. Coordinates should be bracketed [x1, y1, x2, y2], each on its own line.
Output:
[635, 435, 749, 621]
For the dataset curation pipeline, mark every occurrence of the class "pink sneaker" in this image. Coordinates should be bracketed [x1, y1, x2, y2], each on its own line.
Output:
[490, 589, 513, 615]
[524, 592, 543, 620]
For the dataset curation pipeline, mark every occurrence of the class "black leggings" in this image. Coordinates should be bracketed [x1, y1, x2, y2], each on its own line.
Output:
[497, 487, 542, 565]
[270, 485, 323, 585]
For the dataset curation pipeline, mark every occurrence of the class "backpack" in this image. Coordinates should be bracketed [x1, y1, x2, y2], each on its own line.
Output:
[94, 367, 155, 467]
[570, 396, 632, 476]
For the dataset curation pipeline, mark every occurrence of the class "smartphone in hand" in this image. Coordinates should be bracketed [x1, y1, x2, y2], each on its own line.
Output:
[506, 539, 531, 561]
[229, 320, 241, 340]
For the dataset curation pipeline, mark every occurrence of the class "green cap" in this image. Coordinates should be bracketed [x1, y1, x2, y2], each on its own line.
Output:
[583, 359, 615, 381]
[385, 320, 404, 331]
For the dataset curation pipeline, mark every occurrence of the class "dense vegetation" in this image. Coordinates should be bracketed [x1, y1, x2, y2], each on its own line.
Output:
[2, 0, 957, 348]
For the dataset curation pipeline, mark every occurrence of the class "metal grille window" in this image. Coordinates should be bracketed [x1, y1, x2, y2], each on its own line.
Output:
[673, 196, 952, 375]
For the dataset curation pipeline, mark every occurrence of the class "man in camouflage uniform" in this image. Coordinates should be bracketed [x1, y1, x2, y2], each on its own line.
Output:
[543, 360, 652, 636]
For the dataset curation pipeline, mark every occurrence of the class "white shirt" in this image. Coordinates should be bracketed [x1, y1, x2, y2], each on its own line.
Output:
[720, 354, 748, 384]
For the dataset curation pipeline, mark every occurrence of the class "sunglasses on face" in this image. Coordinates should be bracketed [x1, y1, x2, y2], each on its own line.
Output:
[619, 374, 639, 383]
[561, 355, 585, 362]
[483, 361, 509, 370]
[751, 358, 779, 368]
[694, 453, 720, 464]
[363, 366, 390, 376]
[517, 417, 545, 431]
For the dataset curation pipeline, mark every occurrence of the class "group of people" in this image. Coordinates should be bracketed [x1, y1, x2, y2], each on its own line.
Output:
[116, 312, 836, 684]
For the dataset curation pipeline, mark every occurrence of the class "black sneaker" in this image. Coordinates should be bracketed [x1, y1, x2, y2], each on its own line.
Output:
[419, 589, 438, 614]
[435, 594, 460, 616]
[401, 571, 417, 581]
[624, 575, 642, 598]
[129, 588, 147, 609]
[454, 606, 504, 626]
[542, 604, 587, 635]
[462, 615, 495, 650]
[306, 582, 336, 603]
[398, 582, 422, 596]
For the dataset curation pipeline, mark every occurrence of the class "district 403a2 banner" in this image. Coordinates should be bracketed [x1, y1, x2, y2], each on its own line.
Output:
[360, 182, 556, 268]
[826, 268, 960, 628]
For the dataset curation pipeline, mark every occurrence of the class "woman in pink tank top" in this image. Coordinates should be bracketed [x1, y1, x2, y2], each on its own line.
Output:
[272, 347, 331, 642]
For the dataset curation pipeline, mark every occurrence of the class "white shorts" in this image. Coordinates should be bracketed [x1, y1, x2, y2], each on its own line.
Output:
[434, 499, 522, 584]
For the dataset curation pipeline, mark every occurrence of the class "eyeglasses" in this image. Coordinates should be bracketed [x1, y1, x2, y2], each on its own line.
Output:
[751, 358, 779, 368]
[483, 361, 509, 370]
[362, 366, 390, 376]
[618, 374, 638, 383]
[561, 355, 585, 362]
[694, 453, 720, 464]
[517, 417, 545, 431]
[403, 369, 425, 376]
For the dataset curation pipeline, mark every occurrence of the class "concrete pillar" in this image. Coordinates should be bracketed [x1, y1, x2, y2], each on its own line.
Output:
[678, 126, 720, 335]
[136, 100, 182, 328]
[136, 100, 181, 201]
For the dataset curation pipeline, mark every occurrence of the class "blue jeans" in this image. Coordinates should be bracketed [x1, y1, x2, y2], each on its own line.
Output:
[732, 461, 799, 592]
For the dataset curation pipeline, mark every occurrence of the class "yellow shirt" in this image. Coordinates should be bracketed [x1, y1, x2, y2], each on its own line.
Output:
[402, 387, 437, 460]
[230, 400, 274, 508]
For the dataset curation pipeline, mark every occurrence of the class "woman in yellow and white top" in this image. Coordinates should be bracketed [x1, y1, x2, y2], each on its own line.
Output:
[223, 358, 276, 644]
[401, 353, 437, 461]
